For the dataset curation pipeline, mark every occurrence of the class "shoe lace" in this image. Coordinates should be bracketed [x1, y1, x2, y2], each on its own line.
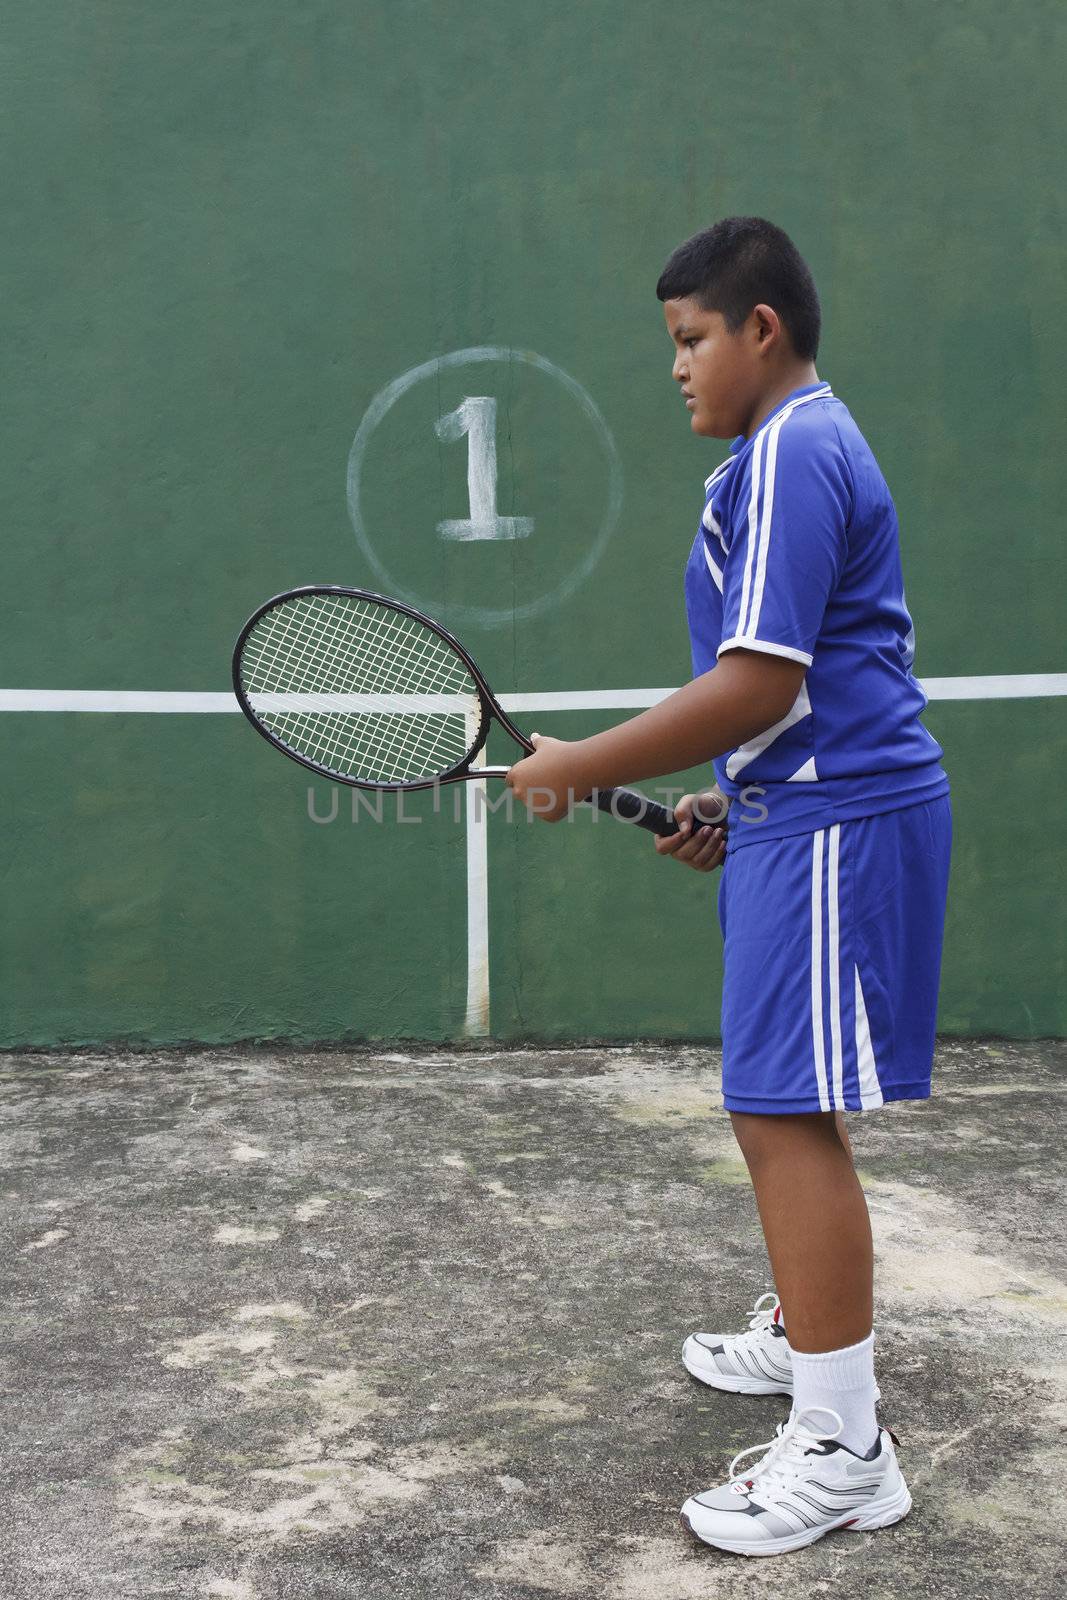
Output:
[731, 1290, 780, 1348]
[728, 1405, 844, 1493]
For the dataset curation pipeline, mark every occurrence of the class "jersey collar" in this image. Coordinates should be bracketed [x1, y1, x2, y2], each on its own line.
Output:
[728, 381, 833, 454]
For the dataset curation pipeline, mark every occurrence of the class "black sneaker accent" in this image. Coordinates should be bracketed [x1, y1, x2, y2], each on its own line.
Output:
[818, 1432, 883, 1461]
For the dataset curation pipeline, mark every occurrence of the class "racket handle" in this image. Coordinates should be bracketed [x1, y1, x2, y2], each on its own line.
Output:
[590, 787, 728, 838]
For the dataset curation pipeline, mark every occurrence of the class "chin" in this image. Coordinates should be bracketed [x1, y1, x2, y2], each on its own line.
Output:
[693, 410, 732, 441]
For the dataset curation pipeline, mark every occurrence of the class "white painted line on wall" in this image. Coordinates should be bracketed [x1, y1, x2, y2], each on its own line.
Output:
[0, 690, 242, 712]
[501, 690, 679, 711]
[1, 674, 1066, 715]
[918, 674, 1067, 700]
[463, 722, 491, 1038]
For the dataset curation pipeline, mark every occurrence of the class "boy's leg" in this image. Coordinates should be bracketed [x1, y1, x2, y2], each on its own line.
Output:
[833, 1107, 854, 1163]
[731, 1108, 871, 1349]
[731, 1107, 879, 1455]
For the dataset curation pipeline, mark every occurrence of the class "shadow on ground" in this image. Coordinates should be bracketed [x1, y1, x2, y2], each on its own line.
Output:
[1, 1039, 1064, 1598]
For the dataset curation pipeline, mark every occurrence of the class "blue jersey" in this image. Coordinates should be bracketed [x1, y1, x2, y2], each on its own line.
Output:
[684, 381, 949, 847]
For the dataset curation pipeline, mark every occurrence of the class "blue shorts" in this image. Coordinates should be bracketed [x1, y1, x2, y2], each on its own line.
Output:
[717, 795, 952, 1115]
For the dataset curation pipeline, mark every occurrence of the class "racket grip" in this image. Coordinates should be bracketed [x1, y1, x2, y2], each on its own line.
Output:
[589, 786, 725, 837]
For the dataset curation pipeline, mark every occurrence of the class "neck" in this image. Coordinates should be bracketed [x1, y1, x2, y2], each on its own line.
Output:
[743, 365, 821, 438]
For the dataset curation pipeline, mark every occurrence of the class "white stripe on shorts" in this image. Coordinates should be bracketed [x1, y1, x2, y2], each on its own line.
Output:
[810, 831, 831, 1111]
[854, 965, 885, 1108]
[810, 825, 845, 1111]
[827, 824, 844, 1107]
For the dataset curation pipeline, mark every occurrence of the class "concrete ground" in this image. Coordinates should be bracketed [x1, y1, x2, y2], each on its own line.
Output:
[0, 1040, 1064, 1600]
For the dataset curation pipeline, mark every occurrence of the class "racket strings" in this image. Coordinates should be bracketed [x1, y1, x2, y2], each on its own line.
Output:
[244, 597, 465, 706]
[263, 602, 475, 780]
[248, 662, 470, 783]
[244, 601, 473, 782]
[238, 593, 481, 783]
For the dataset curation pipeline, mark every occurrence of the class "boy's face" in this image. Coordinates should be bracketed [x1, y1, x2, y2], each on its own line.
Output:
[663, 296, 764, 440]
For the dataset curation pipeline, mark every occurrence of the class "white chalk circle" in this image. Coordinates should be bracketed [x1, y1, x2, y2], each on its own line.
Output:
[346, 346, 623, 629]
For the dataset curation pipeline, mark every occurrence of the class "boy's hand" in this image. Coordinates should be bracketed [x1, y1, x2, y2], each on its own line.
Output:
[505, 732, 587, 823]
[654, 789, 728, 872]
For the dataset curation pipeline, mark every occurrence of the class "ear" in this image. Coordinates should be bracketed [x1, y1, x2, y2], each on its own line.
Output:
[752, 303, 783, 350]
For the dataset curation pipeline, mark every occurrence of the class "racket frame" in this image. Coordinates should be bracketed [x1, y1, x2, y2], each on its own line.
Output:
[232, 584, 531, 792]
[233, 585, 725, 839]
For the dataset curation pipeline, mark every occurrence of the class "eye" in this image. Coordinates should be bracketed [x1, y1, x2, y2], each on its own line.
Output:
[685, 337, 698, 348]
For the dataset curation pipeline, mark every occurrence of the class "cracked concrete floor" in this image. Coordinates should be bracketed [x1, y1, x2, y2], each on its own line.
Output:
[1, 1040, 1064, 1599]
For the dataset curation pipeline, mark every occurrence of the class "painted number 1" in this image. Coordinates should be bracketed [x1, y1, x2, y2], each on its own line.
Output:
[435, 396, 534, 542]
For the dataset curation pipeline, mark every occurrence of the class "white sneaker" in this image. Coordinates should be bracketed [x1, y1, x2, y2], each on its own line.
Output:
[682, 1291, 793, 1396]
[680, 1405, 912, 1557]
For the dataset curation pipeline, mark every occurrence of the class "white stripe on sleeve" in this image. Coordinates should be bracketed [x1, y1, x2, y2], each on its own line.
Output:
[716, 636, 813, 665]
[734, 384, 835, 647]
[735, 428, 766, 647]
[744, 410, 785, 637]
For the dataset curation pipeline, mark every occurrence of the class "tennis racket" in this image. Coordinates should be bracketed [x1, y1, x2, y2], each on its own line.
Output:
[232, 585, 727, 839]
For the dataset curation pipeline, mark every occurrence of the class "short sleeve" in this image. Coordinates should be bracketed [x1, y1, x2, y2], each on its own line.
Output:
[718, 419, 853, 667]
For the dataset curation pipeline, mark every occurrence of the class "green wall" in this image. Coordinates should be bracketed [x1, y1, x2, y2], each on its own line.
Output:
[2, 1, 1065, 1044]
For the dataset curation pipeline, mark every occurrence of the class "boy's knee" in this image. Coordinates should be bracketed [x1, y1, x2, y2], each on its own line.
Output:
[729, 1108, 839, 1168]
[729, 1110, 772, 1169]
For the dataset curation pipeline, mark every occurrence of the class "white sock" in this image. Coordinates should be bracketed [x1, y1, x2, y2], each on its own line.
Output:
[789, 1331, 880, 1457]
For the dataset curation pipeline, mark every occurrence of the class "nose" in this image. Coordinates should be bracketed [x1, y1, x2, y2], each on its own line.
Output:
[672, 350, 687, 384]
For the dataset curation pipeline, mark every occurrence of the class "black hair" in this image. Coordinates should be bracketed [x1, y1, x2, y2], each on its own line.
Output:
[656, 217, 821, 361]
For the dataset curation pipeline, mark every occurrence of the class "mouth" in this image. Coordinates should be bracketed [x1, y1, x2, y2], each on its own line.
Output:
[684, 395, 697, 409]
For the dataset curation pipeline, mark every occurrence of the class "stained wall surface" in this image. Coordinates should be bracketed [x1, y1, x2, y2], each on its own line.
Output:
[2, 2, 1064, 1043]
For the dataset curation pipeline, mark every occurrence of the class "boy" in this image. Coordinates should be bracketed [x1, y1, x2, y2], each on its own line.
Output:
[506, 216, 952, 1556]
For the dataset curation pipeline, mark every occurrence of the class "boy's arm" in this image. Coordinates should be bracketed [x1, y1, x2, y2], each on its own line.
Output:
[506, 648, 806, 818]
[509, 425, 852, 820]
